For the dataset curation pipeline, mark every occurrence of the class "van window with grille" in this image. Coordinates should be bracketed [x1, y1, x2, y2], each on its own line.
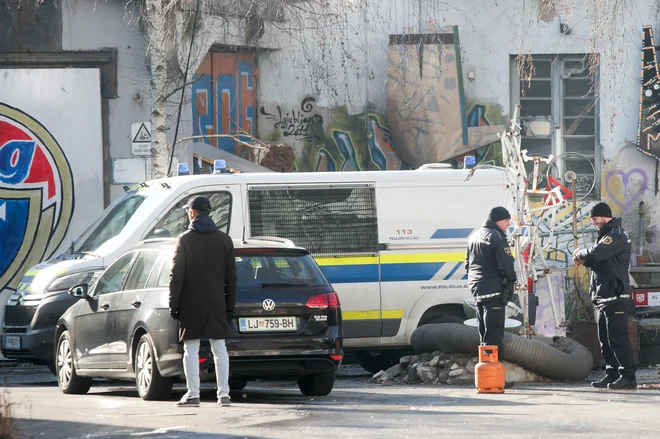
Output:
[248, 185, 378, 257]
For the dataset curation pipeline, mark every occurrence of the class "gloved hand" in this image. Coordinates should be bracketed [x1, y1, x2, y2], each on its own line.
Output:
[227, 310, 234, 322]
[169, 308, 179, 320]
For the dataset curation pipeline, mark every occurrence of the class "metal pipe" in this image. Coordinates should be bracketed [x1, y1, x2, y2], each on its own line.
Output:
[639, 201, 645, 256]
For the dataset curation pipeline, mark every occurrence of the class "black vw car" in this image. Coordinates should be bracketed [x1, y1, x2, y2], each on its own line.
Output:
[54, 237, 343, 400]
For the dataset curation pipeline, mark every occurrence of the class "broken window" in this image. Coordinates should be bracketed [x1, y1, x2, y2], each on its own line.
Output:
[512, 56, 599, 198]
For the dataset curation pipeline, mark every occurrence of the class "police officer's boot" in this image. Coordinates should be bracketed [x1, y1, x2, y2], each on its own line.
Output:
[591, 375, 617, 388]
[607, 376, 637, 390]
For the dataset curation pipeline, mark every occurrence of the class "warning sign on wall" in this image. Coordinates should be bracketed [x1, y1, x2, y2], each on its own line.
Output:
[131, 122, 151, 156]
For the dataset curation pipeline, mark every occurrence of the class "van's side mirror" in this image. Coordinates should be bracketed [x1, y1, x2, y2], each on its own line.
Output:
[69, 284, 89, 299]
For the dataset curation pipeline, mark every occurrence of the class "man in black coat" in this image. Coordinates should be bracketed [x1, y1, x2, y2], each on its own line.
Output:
[573, 202, 636, 390]
[465, 206, 517, 357]
[169, 195, 237, 407]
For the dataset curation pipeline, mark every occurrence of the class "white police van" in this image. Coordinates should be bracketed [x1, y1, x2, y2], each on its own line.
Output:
[1, 161, 506, 372]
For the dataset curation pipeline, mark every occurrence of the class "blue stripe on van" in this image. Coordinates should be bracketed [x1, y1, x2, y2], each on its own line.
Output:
[320, 264, 379, 284]
[380, 262, 445, 282]
[430, 228, 474, 239]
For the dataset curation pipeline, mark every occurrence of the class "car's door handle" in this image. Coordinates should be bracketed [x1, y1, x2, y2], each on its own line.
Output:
[101, 303, 110, 310]
[131, 301, 141, 308]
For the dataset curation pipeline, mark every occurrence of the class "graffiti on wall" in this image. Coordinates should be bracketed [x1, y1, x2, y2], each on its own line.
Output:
[386, 25, 505, 168]
[259, 97, 324, 141]
[192, 52, 258, 155]
[0, 103, 74, 292]
[605, 168, 648, 213]
[637, 25, 660, 162]
[260, 100, 410, 172]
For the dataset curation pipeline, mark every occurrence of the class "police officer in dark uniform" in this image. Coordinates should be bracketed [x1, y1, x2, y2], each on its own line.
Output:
[573, 202, 636, 390]
[465, 206, 517, 356]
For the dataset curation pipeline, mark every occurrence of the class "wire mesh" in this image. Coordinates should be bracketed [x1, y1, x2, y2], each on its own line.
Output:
[248, 184, 379, 257]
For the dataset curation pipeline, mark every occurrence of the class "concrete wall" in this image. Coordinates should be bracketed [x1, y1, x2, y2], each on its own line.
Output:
[251, 0, 658, 251]
[62, 0, 152, 201]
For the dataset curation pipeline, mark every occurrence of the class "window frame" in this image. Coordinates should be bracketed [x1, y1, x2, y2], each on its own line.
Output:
[144, 190, 233, 239]
[510, 55, 601, 198]
[123, 249, 163, 292]
[91, 251, 139, 297]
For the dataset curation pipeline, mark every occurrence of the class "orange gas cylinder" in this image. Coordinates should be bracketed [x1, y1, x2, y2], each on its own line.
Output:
[475, 345, 505, 394]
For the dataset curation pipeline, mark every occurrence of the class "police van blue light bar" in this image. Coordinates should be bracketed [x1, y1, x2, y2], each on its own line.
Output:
[177, 163, 190, 176]
[213, 159, 228, 174]
[463, 155, 476, 169]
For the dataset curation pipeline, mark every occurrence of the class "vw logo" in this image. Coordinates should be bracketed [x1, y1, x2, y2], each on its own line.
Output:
[262, 299, 276, 311]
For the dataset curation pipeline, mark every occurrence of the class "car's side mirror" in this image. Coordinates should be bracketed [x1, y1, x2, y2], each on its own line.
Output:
[150, 228, 171, 239]
[69, 284, 89, 299]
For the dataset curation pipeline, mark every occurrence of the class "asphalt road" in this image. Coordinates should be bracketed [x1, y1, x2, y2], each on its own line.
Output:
[3, 364, 660, 439]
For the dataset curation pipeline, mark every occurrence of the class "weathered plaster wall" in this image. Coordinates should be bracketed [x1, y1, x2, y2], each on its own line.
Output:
[62, 0, 151, 201]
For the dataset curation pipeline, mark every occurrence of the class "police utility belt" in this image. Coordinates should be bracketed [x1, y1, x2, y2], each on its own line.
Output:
[596, 294, 630, 304]
[477, 292, 501, 301]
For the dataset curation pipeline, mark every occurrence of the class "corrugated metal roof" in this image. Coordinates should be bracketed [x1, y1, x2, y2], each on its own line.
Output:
[191, 142, 274, 173]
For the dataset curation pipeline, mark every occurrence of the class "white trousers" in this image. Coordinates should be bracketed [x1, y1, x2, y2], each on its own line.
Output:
[182, 339, 230, 399]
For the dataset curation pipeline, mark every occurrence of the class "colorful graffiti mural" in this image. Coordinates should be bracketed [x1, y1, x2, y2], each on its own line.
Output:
[386, 24, 505, 168]
[319, 114, 410, 172]
[0, 103, 74, 292]
[259, 99, 410, 172]
[192, 52, 258, 155]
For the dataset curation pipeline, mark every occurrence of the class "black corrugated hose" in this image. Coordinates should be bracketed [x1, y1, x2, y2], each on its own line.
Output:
[411, 323, 594, 380]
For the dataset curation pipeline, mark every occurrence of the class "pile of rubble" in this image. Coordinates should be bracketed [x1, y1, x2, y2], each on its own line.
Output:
[368, 351, 545, 386]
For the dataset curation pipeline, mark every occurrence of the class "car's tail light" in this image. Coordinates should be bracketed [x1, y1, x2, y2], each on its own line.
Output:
[330, 354, 343, 361]
[306, 292, 340, 309]
[199, 357, 209, 364]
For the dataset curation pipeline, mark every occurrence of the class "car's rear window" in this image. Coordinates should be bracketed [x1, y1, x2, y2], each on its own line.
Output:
[235, 251, 329, 289]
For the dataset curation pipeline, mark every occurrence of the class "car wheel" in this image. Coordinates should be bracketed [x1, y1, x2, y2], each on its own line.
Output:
[297, 371, 335, 396]
[135, 334, 172, 401]
[56, 330, 92, 395]
[229, 377, 248, 391]
[46, 360, 57, 376]
[357, 351, 399, 374]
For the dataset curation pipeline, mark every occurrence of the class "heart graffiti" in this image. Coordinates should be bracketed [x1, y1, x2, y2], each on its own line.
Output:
[605, 168, 648, 212]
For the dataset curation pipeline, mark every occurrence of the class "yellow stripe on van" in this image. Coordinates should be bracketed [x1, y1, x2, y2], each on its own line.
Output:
[316, 253, 464, 267]
[342, 310, 380, 320]
[380, 252, 465, 264]
[382, 309, 404, 319]
[342, 309, 404, 320]
[315, 256, 378, 266]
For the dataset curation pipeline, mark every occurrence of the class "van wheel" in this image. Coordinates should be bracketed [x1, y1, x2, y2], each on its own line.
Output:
[357, 351, 399, 374]
[229, 377, 248, 391]
[56, 331, 92, 394]
[298, 371, 335, 396]
[135, 334, 172, 400]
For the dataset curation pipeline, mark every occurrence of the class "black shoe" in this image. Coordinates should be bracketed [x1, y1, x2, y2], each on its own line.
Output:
[607, 376, 637, 390]
[591, 376, 617, 388]
[176, 396, 200, 407]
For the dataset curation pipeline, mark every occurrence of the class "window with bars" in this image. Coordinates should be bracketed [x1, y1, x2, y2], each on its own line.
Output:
[248, 185, 379, 257]
[512, 56, 599, 198]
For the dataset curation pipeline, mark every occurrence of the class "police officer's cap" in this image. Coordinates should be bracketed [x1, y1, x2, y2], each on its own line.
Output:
[488, 206, 511, 222]
[589, 202, 612, 218]
[184, 195, 212, 213]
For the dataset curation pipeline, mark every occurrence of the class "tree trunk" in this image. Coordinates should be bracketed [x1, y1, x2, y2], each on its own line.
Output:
[146, 0, 170, 179]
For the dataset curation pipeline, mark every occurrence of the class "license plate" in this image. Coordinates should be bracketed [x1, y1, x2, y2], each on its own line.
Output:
[2, 335, 20, 350]
[239, 317, 297, 333]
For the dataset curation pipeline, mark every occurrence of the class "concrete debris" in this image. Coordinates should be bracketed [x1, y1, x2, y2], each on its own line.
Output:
[368, 352, 545, 386]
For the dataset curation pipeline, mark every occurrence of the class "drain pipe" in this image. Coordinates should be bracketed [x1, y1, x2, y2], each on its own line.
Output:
[639, 201, 645, 257]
